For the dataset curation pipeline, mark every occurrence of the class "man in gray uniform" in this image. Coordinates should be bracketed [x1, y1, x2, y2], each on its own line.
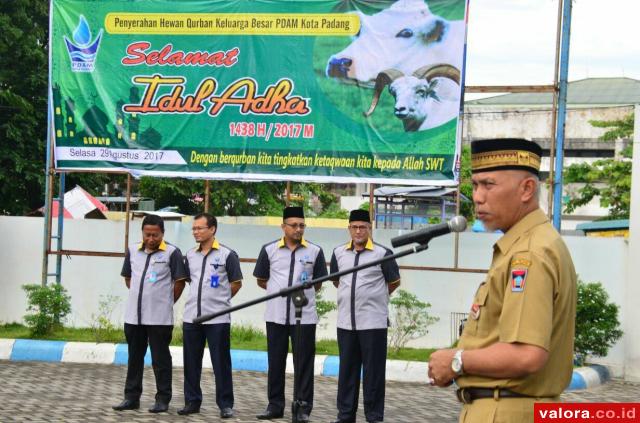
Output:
[113, 214, 188, 413]
[330, 209, 401, 423]
[179, 213, 243, 418]
[253, 206, 328, 423]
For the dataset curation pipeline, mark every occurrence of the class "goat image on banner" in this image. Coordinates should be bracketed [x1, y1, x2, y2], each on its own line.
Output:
[51, 0, 468, 185]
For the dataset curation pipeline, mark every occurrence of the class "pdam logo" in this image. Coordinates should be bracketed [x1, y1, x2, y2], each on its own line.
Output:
[64, 15, 103, 72]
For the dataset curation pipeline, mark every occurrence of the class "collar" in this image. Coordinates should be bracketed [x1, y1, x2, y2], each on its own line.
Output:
[495, 208, 549, 254]
[196, 238, 220, 252]
[138, 239, 167, 252]
[346, 238, 374, 251]
[277, 237, 308, 248]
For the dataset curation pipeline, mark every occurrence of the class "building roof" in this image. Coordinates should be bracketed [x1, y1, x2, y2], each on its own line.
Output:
[131, 210, 186, 221]
[372, 186, 458, 198]
[95, 196, 152, 204]
[466, 77, 640, 106]
[576, 219, 629, 232]
[36, 185, 108, 219]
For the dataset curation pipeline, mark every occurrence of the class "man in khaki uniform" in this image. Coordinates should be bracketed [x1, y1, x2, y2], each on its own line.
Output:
[428, 138, 577, 423]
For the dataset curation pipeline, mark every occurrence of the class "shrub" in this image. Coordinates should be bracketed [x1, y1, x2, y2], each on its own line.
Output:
[575, 280, 623, 366]
[22, 283, 71, 336]
[388, 289, 439, 353]
[315, 287, 337, 329]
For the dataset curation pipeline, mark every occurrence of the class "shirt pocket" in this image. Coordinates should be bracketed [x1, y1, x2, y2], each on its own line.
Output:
[463, 281, 489, 337]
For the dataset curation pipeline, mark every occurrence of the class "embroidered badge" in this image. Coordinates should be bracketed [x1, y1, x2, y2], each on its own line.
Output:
[511, 269, 528, 292]
[470, 303, 481, 320]
[511, 258, 532, 268]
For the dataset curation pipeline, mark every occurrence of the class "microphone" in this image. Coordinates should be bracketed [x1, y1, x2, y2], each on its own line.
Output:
[390, 216, 467, 248]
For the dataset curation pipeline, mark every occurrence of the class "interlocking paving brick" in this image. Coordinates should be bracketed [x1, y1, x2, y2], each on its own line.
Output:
[0, 361, 638, 422]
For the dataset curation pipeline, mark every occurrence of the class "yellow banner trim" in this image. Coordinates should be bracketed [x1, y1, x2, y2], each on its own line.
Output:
[105, 13, 359, 36]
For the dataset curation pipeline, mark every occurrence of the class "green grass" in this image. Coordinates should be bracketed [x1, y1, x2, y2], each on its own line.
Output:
[0, 322, 126, 344]
[0, 323, 434, 361]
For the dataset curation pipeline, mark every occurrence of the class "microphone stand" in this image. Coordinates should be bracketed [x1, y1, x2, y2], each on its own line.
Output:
[290, 289, 308, 423]
[192, 241, 431, 423]
[193, 242, 430, 324]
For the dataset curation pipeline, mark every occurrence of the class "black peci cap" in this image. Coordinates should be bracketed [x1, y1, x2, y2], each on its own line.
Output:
[349, 209, 370, 222]
[471, 138, 542, 175]
[283, 206, 304, 219]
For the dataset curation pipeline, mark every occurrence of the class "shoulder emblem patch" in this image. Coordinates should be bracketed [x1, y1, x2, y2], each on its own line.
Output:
[511, 269, 528, 292]
[511, 258, 532, 267]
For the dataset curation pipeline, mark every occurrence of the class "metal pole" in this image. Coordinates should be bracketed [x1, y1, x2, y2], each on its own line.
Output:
[204, 179, 210, 212]
[41, 0, 55, 286]
[547, 0, 563, 218]
[624, 104, 640, 380]
[453, 0, 471, 269]
[55, 173, 65, 284]
[124, 173, 132, 251]
[552, 0, 573, 230]
[369, 184, 375, 229]
[41, 123, 54, 286]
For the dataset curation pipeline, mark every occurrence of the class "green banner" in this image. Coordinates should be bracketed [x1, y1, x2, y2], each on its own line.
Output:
[51, 0, 467, 185]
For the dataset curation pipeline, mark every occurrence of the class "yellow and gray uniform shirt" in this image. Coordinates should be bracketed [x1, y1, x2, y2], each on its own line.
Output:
[121, 240, 188, 326]
[457, 209, 577, 397]
[183, 240, 243, 325]
[330, 239, 401, 330]
[253, 237, 328, 325]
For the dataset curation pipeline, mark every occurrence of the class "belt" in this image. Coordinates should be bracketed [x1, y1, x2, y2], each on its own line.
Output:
[456, 388, 531, 404]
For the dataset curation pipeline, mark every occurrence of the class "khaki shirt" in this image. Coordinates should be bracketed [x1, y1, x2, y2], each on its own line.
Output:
[457, 209, 577, 397]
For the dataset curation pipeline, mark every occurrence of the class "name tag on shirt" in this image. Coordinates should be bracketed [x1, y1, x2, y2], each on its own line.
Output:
[211, 274, 220, 288]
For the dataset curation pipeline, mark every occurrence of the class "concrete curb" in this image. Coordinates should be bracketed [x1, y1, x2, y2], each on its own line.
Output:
[0, 339, 606, 390]
[567, 364, 610, 390]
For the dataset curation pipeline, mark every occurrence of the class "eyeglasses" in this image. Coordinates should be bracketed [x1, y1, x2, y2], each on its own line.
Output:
[283, 223, 306, 229]
[349, 225, 369, 231]
[192, 226, 210, 232]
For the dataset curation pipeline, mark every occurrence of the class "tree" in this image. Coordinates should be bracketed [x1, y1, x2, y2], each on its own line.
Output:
[458, 145, 474, 221]
[388, 289, 439, 354]
[564, 113, 634, 219]
[138, 177, 287, 216]
[574, 279, 623, 366]
[0, 0, 49, 215]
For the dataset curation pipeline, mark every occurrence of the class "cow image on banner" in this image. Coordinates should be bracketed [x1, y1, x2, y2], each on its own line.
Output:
[325, 0, 465, 132]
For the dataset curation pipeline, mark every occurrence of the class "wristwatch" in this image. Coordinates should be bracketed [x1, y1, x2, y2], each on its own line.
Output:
[451, 349, 464, 376]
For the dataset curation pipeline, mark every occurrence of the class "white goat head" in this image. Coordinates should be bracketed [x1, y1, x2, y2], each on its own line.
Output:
[363, 64, 461, 132]
[326, 0, 464, 85]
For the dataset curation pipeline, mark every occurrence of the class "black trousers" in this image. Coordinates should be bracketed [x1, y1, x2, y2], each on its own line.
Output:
[266, 322, 316, 415]
[337, 328, 388, 422]
[123, 323, 173, 403]
[182, 322, 234, 409]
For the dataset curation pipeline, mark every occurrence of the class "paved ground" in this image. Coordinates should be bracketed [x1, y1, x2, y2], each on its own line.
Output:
[0, 361, 639, 422]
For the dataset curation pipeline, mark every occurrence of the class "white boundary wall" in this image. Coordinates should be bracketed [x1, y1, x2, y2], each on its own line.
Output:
[0, 214, 635, 380]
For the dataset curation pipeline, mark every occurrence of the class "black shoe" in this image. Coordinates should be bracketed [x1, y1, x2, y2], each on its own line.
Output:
[177, 402, 201, 415]
[112, 399, 140, 411]
[148, 401, 169, 413]
[257, 408, 284, 419]
[220, 407, 234, 418]
[366, 420, 382, 423]
[297, 412, 310, 423]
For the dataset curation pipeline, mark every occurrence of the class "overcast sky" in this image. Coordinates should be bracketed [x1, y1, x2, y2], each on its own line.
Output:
[463, 0, 640, 87]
